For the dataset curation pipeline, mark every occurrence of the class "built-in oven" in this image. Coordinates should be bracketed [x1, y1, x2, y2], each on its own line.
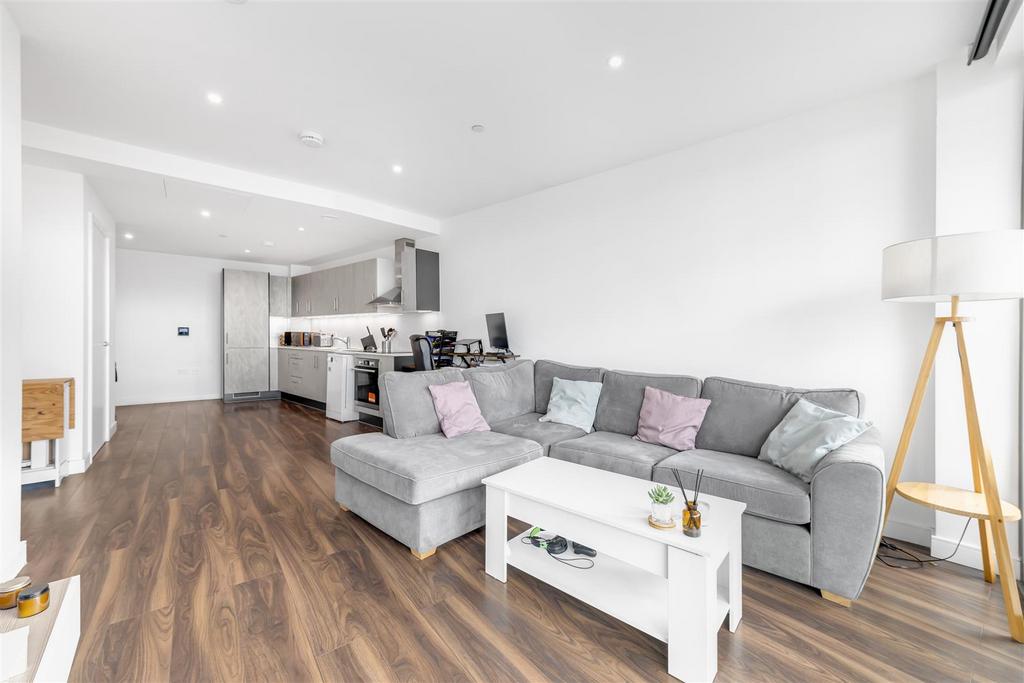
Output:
[353, 357, 380, 412]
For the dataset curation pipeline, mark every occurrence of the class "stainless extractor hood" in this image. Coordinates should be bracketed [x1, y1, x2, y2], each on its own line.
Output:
[368, 238, 417, 307]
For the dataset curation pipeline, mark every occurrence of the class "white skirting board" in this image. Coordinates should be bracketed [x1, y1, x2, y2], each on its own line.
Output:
[115, 392, 222, 406]
[932, 529, 1022, 573]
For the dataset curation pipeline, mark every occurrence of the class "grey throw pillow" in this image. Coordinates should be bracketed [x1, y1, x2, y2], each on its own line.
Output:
[540, 377, 603, 433]
[759, 398, 872, 483]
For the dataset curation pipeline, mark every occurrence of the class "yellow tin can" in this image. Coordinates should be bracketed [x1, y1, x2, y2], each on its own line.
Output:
[0, 576, 30, 610]
[16, 583, 49, 618]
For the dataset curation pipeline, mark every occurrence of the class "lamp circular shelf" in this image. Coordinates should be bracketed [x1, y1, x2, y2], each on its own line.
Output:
[895, 481, 1021, 521]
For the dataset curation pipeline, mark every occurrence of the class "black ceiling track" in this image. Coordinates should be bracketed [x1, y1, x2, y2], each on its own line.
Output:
[968, 0, 1019, 64]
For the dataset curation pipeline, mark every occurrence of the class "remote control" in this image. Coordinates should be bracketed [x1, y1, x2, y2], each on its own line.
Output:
[571, 541, 596, 557]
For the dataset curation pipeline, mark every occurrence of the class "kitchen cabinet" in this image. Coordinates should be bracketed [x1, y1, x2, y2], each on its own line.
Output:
[223, 269, 270, 397]
[224, 269, 269, 348]
[270, 275, 290, 317]
[286, 258, 395, 318]
[291, 273, 310, 316]
[225, 348, 270, 394]
[279, 349, 327, 403]
[309, 270, 333, 316]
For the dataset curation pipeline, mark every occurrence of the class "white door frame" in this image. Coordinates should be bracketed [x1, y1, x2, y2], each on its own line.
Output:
[85, 211, 112, 468]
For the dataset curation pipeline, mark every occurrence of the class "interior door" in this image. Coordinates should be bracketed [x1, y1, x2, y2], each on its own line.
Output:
[90, 221, 110, 456]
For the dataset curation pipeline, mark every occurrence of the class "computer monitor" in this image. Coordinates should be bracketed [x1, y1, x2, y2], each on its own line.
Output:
[485, 313, 510, 352]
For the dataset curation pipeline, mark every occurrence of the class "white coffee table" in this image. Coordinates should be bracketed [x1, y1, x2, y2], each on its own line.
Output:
[482, 457, 745, 683]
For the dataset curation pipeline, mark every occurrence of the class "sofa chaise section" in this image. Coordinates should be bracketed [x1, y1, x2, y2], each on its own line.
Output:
[336, 366, 542, 558]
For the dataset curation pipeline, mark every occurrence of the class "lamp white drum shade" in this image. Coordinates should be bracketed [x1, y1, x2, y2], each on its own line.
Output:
[882, 230, 1024, 303]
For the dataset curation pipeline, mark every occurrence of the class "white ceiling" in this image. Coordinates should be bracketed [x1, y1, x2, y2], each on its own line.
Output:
[10, 1, 984, 221]
[25, 148, 428, 265]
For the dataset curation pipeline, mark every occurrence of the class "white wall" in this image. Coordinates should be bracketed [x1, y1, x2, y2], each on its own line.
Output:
[438, 77, 940, 544]
[21, 166, 115, 472]
[0, 4, 24, 579]
[114, 249, 288, 405]
[932, 32, 1023, 568]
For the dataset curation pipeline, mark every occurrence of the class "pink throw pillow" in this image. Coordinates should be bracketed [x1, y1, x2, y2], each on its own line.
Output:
[634, 386, 710, 451]
[428, 381, 491, 438]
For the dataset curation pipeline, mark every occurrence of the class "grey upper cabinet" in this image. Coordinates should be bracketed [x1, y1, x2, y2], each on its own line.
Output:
[292, 273, 311, 316]
[287, 258, 399, 318]
[270, 275, 290, 317]
[353, 260, 377, 314]
[224, 269, 269, 348]
[309, 270, 334, 316]
[338, 264, 356, 313]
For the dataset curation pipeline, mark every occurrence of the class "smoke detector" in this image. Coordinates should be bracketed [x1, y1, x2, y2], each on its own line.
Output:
[298, 130, 325, 148]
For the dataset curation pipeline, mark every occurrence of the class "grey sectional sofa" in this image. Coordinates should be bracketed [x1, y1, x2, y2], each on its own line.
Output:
[330, 359, 884, 602]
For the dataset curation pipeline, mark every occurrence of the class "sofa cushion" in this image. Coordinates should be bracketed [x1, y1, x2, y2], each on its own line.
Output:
[534, 360, 604, 414]
[652, 449, 810, 524]
[464, 359, 535, 423]
[594, 369, 701, 435]
[428, 381, 491, 439]
[540, 377, 603, 433]
[490, 412, 586, 456]
[696, 377, 865, 457]
[549, 431, 676, 480]
[380, 367, 464, 439]
[635, 387, 710, 451]
[331, 431, 542, 505]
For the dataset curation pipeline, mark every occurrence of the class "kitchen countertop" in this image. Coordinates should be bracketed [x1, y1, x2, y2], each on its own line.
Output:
[274, 346, 414, 358]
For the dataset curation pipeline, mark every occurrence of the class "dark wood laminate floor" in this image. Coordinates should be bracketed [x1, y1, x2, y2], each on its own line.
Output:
[21, 400, 1024, 682]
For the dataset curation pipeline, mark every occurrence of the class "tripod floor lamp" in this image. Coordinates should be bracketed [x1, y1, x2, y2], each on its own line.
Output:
[882, 229, 1024, 643]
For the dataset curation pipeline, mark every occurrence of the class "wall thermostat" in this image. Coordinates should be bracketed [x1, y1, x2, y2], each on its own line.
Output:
[177, 327, 189, 336]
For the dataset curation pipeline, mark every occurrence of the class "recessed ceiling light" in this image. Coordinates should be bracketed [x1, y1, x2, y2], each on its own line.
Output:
[263, 240, 275, 247]
[608, 54, 624, 70]
[206, 92, 223, 105]
[124, 233, 134, 240]
[470, 124, 486, 134]
[244, 249, 251, 254]
[218, 234, 229, 238]
[392, 164, 403, 174]
[298, 226, 305, 232]
[299, 130, 325, 148]
[200, 209, 211, 218]
[320, 214, 338, 221]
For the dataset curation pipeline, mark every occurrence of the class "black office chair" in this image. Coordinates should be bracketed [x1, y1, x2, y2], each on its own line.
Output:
[410, 335, 435, 371]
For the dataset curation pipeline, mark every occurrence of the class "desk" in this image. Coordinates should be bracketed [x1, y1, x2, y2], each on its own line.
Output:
[451, 352, 520, 367]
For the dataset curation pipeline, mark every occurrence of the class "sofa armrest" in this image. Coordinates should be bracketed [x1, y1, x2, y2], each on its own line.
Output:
[809, 427, 885, 600]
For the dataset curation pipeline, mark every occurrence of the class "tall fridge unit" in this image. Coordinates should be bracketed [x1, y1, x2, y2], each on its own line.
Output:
[223, 269, 276, 402]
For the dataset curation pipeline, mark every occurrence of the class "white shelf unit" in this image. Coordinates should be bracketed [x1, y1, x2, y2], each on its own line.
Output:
[507, 529, 730, 644]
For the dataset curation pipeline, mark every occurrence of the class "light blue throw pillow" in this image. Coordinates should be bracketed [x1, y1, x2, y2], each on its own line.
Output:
[758, 398, 872, 483]
[539, 377, 603, 433]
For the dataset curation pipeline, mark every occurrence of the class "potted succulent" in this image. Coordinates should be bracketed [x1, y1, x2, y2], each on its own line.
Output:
[648, 484, 676, 524]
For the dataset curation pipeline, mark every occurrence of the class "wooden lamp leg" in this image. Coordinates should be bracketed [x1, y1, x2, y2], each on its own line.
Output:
[953, 322, 1024, 643]
[884, 319, 947, 527]
[969, 453, 996, 584]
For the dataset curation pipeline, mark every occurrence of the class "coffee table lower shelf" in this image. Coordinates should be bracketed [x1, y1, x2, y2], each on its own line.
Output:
[507, 530, 730, 644]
